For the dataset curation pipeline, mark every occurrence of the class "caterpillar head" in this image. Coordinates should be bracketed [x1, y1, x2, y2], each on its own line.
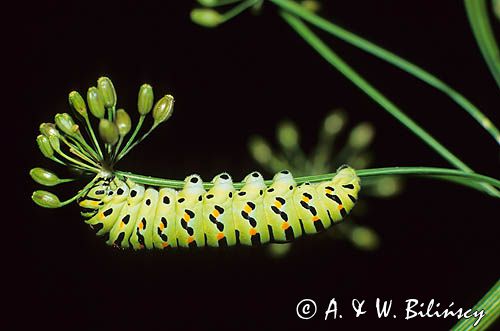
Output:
[30, 77, 175, 209]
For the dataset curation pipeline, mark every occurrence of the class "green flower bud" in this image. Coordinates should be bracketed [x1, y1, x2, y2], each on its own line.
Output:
[87, 87, 106, 118]
[68, 91, 88, 118]
[97, 76, 117, 108]
[55, 113, 79, 137]
[248, 136, 272, 164]
[277, 120, 299, 149]
[301, 0, 321, 12]
[348, 122, 375, 149]
[138, 84, 154, 115]
[152, 95, 174, 126]
[115, 109, 131, 136]
[190, 8, 223, 28]
[99, 119, 119, 145]
[49, 135, 61, 151]
[32, 190, 62, 208]
[36, 134, 54, 158]
[30, 167, 63, 186]
[39, 123, 60, 138]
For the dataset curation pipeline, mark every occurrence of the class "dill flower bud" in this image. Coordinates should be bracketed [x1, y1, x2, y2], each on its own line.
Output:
[32, 190, 62, 208]
[152, 95, 174, 127]
[138, 84, 154, 115]
[115, 109, 132, 136]
[68, 91, 88, 119]
[30, 168, 63, 186]
[97, 77, 117, 108]
[36, 135, 54, 158]
[190, 8, 223, 28]
[87, 87, 106, 119]
[55, 113, 80, 137]
[99, 119, 119, 145]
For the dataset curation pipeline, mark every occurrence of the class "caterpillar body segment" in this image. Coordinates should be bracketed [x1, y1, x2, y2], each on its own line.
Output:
[152, 188, 178, 249]
[232, 172, 270, 246]
[79, 166, 361, 249]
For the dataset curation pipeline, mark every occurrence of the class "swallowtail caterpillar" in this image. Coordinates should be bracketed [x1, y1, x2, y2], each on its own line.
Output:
[31, 77, 360, 249]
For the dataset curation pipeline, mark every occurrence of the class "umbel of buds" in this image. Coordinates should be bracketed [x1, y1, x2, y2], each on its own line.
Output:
[32, 76, 177, 209]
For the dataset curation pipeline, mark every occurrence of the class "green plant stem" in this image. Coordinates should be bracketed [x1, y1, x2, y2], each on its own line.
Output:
[465, 0, 500, 89]
[117, 125, 156, 162]
[269, 0, 500, 145]
[54, 148, 100, 173]
[114, 166, 500, 195]
[84, 116, 104, 159]
[60, 176, 100, 207]
[116, 115, 145, 161]
[280, 12, 499, 197]
[221, 0, 259, 22]
[66, 135, 99, 162]
[59, 136, 101, 168]
[451, 278, 500, 331]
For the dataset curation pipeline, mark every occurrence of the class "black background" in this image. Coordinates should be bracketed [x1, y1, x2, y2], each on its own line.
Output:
[10, 1, 499, 330]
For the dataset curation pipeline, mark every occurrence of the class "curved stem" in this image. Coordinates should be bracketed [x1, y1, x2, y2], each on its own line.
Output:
[114, 167, 500, 197]
[269, 0, 500, 145]
[465, 0, 500, 89]
[279, 12, 499, 197]
[451, 278, 500, 330]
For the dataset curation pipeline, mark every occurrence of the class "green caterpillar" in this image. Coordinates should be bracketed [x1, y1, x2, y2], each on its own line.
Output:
[31, 77, 360, 250]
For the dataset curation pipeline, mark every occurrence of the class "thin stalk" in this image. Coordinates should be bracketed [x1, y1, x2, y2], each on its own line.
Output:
[221, 0, 259, 22]
[49, 156, 67, 166]
[280, 12, 499, 196]
[54, 148, 100, 173]
[269, 0, 500, 145]
[59, 176, 99, 207]
[67, 148, 101, 168]
[111, 136, 124, 163]
[451, 278, 500, 331]
[84, 116, 103, 159]
[65, 135, 99, 163]
[465, 0, 500, 89]
[116, 115, 145, 161]
[60, 136, 101, 167]
[117, 125, 155, 161]
[114, 167, 500, 195]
